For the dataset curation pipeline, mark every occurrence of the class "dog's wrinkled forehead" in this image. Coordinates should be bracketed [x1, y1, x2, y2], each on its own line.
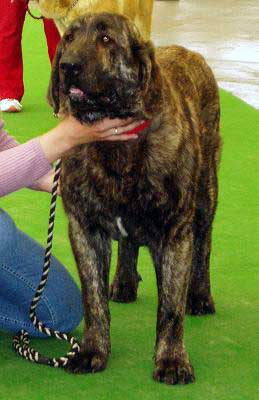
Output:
[62, 12, 141, 53]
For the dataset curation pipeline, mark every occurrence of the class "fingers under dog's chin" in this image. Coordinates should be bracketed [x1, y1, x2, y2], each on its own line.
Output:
[69, 105, 138, 125]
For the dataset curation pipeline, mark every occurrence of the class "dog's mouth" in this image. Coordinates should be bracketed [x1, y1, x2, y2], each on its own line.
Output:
[68, 85, 113, 106]
[66, 84, 141, 124]
[68, 86, 86, 102]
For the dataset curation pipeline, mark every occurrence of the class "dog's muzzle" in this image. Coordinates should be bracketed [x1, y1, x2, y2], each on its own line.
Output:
[60, 62, 140, 123]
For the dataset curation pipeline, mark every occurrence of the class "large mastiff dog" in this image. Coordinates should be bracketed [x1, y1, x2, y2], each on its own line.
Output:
[48, 13, 221, 384]
[35, 0, 153, 39]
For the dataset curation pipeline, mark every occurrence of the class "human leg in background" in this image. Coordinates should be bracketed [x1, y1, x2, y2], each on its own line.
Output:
[0, 2, 60, 112]
[43, 18, 61, 64]
[0, 0, 28, 111]
[0, 209, 83, 337]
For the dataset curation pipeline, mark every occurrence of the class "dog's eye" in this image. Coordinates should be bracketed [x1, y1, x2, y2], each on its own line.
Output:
[65, 33, 74, 42]
[132, 42, 141, 55]
[102, 35, 110, 43]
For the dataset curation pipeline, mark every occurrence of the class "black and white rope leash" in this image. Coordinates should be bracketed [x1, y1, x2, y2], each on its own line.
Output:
[13, 159, 81, 368]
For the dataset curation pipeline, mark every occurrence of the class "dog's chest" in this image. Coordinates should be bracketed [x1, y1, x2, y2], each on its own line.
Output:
[77, 173, 172, 243]
[61, 147, 178, 244]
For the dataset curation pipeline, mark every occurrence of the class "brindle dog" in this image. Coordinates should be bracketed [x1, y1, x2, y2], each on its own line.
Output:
[48, 12, 221, 384]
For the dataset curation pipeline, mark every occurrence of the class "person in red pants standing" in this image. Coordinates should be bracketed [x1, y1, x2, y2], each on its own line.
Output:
[0, 0, 61, 113]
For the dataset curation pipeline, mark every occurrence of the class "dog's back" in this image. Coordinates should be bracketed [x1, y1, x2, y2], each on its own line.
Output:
[156, 45, 221, 172]
[157, 46, 220, 130]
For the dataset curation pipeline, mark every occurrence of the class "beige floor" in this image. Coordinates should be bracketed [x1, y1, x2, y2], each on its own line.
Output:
[152, 0, 259, 109]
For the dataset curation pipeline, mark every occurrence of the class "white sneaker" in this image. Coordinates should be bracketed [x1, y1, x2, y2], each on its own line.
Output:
[0, 99, 22, 112]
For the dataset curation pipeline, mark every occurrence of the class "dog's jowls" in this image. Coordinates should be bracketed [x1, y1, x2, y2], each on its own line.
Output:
[48, 13, 221, 384]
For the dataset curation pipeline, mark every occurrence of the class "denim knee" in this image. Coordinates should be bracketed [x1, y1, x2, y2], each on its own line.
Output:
[28, 277, 83, 336]
[0, 209, 17, 259]
[0, 208, 83, 336]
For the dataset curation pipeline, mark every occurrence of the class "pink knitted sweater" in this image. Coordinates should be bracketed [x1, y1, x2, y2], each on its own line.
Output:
[0, 119, 52, 197]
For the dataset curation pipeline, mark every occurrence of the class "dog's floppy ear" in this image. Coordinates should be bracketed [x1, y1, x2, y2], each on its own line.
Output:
[133, 40, 163, 115]
[47, 41, 63, 115]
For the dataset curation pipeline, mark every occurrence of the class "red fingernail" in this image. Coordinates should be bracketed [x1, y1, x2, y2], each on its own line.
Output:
[127, 120, 151, 135]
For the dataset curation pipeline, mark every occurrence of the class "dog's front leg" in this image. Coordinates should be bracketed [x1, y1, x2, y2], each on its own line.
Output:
[66, 214, 111, 374]
[150, 229, 195, 385]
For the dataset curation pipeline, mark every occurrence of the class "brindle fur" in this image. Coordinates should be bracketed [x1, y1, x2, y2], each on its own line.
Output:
[48, 13, 221, 384]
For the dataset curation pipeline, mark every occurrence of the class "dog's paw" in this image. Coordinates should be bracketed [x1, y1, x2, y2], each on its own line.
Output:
[153, 356, 195, 385]
[109, 273, 142, 303]
[65, 351, 107, 374]
[186, 294, 215, 316]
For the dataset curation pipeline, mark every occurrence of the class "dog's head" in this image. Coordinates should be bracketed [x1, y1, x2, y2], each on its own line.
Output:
[48, 12, 163, 124]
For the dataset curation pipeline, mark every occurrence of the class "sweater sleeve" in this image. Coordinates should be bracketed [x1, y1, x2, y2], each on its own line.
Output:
[0, 119, 19, 150]
[0, 131, 52, 197]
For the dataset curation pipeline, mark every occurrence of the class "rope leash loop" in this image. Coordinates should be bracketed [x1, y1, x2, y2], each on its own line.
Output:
[13, 159, 81, 368]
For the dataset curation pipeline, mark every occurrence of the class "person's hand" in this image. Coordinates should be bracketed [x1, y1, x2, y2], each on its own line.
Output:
[58, 115, 144, 146]
[39, 116, 146, 163]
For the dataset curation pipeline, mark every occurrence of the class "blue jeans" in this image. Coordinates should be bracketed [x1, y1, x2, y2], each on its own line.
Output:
[0, 209, 83, 337]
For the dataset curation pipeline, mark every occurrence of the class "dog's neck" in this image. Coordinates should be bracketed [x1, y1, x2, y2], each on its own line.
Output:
[86, 112, 163, 176]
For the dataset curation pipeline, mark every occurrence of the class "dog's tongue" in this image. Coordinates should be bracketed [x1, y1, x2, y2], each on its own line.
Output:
[69, 87, 85, 99]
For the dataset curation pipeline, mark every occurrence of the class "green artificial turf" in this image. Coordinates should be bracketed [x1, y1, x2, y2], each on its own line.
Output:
[0, 14, 258, 400]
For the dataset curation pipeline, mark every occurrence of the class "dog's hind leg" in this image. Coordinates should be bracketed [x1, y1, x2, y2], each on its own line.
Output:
[65, 215, 111, 374]
[186, 185, 216, 316]
[186, 128, 220, 316]
[110, 239, 141, 303]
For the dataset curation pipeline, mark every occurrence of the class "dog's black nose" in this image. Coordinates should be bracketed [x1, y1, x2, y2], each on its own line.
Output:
[60, 62, 82, 75]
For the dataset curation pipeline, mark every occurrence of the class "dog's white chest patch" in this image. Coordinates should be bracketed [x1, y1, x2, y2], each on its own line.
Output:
[116, 217, 128, 238]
